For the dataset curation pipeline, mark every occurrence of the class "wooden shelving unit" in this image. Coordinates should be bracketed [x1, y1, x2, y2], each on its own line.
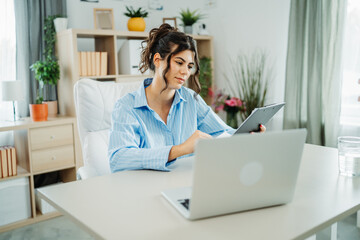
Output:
[0, 117, 81, 232]
[56, 28, 214, 116]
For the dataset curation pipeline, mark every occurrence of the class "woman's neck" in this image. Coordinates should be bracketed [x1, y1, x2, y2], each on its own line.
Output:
[145, 76, 175, 108]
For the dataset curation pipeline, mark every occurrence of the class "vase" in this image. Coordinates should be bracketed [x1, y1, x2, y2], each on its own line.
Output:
[184, 26, 193, 34]
[53, 18, 68, 33]
[127, 17, 146, 31]
[226, 111, 238, 129]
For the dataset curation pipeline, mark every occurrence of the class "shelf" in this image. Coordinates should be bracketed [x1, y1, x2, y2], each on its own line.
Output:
[0, 117, 76, 132]
[57, 28, 213, 40]
[80, 75, 117, 80]
[35, 209, 61, 220]
[0, 166, 30, 182]
[33, 165, 76, 176]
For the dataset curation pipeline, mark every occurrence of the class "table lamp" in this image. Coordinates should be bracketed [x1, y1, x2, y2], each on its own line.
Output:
[1, 80, 23, 121]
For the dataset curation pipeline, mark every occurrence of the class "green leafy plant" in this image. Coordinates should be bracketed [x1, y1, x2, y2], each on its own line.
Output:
[124, 6, 148, 18]
[225, 51, 271, 121]
[30, 59, 60, 104]
[44, 15, 62, 60]
[30, 15, 62, 103]
[199, 57, 212, 99]
[179, 8, 204, 26]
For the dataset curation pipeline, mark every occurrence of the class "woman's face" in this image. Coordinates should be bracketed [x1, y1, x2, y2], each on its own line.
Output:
[159, 50, 195, 89]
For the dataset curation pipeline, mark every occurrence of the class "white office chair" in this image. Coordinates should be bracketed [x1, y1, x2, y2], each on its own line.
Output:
[73, 78, 142, 179]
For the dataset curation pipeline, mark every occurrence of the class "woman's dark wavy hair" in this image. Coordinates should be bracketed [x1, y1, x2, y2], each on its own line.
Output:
[139, 23, 201, 94]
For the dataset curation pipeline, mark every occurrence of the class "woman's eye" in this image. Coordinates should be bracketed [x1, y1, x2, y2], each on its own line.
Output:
[188, 65, 193, 70]
[176, 61, 183, 65]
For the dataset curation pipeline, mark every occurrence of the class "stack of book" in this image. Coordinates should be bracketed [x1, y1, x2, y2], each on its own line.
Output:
[0, 146, 17, 178]
[78, 51, 108, 77]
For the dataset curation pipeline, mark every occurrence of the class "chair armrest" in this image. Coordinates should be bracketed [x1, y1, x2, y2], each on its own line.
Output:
[76, 165, 100, 180]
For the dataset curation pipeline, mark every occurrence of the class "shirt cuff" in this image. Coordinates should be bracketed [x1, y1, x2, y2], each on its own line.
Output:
[142, 145, 174, 171]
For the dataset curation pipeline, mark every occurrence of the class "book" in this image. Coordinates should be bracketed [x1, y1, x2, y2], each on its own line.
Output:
[91, 52, 96, 76]
[78, 52, 82, 76]
[11, 147, 17, 176]
[81, 52, 87, 76]
[100, 52, 108, 76]
[95, 52, 101, 76]
[86, 52, 92, 76]
[6, 147, 12, 177]
[0, 147, 8, 178]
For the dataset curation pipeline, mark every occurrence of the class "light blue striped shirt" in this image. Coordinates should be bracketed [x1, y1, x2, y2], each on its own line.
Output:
[108, 78, 235, 172]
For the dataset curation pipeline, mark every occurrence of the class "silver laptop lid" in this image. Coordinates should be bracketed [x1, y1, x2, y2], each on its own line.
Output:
[189, 129, 307, 220]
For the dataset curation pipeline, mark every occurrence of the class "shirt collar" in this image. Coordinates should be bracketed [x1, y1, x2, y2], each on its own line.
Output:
[133, 78, 187, 109]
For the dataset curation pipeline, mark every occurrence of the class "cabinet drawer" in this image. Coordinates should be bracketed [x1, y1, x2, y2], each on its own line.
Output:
[31, 145, 75, 173]
[30, 124, 73, 150]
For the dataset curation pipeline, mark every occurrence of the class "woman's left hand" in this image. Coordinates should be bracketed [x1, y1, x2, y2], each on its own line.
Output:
[259, 124, 266, 133]
[250, 124, 266, 134]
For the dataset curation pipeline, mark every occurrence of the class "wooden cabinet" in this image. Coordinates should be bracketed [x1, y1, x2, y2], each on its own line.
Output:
[0, 117, 80, 232]
[56, 29, 214, 116]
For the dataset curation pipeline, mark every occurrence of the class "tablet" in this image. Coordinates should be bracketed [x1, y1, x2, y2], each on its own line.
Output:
[234, 102, 285, 134]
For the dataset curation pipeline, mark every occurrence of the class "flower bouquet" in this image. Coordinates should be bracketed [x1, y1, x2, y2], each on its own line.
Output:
[213, 91, 246, 129]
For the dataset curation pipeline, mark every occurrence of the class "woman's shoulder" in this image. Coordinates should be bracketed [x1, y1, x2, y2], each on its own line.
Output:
[113, 92, 136, 111]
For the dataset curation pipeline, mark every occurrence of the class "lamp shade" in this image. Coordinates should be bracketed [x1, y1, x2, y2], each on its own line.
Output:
[1, 81, 23, 101]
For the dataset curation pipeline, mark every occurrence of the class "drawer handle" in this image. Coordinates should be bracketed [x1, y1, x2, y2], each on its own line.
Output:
[51, 156, 56, 161]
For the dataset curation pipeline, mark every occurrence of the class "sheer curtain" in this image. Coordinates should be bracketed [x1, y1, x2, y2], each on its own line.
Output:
[283, 0, 347, 147]
[0, 0, 16, 122]
[14, 0, 66, 117]
[340, 0, 360, 137]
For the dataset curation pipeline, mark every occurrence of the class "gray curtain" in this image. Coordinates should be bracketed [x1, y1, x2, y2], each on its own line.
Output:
[14, 0, 66, 117]
[283, 0, 347, 147]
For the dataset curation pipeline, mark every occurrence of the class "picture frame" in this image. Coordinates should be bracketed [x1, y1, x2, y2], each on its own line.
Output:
[163, 18, 177, 28]
[94, 8, 114, 30]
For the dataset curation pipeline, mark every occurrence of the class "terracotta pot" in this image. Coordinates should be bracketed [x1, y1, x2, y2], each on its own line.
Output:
[43, 100, 58, 118]
[127, 17, 146, 31]
[29, 103, 48, 121]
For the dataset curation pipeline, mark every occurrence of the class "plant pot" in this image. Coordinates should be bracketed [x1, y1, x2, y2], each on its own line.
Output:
[53, 18, 68, 33]
[29, 104, 48, 122]
[43, 100, 58, 118]
[184, 26, 193, 34]
[127, 17, 146, 31]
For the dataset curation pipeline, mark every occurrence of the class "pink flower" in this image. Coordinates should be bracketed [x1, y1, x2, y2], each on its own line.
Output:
[225, 99, 237, 107]
[215, 105, 224, 111]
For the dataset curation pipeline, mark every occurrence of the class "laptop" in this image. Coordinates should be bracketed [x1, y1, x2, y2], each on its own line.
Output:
[161, 129, 307, 220]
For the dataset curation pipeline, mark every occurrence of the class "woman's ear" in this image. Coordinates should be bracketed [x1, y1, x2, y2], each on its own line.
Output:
[153, 53, 161, 68]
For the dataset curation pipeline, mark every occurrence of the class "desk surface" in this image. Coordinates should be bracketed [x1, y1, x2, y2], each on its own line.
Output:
[38, 144, 360, 240]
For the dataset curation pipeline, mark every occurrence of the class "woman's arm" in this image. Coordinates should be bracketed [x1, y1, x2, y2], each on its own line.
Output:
[109, 101, 173, 172]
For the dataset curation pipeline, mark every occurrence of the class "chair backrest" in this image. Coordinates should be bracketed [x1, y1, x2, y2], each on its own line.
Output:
[73, 78, 142, 176]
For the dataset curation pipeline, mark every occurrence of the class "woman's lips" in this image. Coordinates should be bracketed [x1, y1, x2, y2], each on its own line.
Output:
[176, 77, 185, 83]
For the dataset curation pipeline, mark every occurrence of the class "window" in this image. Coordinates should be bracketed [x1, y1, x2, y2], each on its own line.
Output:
[340, 0, 360, 126]
[0, 0, 16, 121]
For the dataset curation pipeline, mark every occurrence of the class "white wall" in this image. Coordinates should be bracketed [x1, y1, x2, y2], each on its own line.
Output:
[66, 0, 290, 130]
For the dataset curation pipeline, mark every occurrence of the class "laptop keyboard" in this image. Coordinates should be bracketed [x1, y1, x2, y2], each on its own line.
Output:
[178, 198, 190, 210]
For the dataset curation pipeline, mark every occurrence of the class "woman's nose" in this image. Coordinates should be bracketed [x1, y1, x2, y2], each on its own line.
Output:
[180, 65, 190, 75]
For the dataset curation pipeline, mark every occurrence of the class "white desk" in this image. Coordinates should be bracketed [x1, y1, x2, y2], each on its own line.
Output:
[38, 144, 360, 240]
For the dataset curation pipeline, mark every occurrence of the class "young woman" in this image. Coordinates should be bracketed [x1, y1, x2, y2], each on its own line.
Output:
[108, 23, 264, 172]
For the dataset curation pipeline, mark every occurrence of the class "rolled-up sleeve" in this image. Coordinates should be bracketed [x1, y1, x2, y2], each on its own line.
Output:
[108, 102, 173, 172]
[196, 96, 236, 136]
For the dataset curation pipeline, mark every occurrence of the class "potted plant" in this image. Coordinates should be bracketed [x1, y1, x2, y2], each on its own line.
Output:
[124, 6, 148, 32]
[225, 51, 270, 121]
[199, 57, 213, 104]
[30, 58, 59, 121]
[29, 15, 61, 120]
[179, 8, 204, 34]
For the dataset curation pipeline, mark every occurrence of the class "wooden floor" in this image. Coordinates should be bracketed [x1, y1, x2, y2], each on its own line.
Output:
[0, 213, 360, 240]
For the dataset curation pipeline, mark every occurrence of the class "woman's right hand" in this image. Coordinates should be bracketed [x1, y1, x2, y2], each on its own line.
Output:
[181, 130, 212, 155]
[168, 130, 212, 161]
